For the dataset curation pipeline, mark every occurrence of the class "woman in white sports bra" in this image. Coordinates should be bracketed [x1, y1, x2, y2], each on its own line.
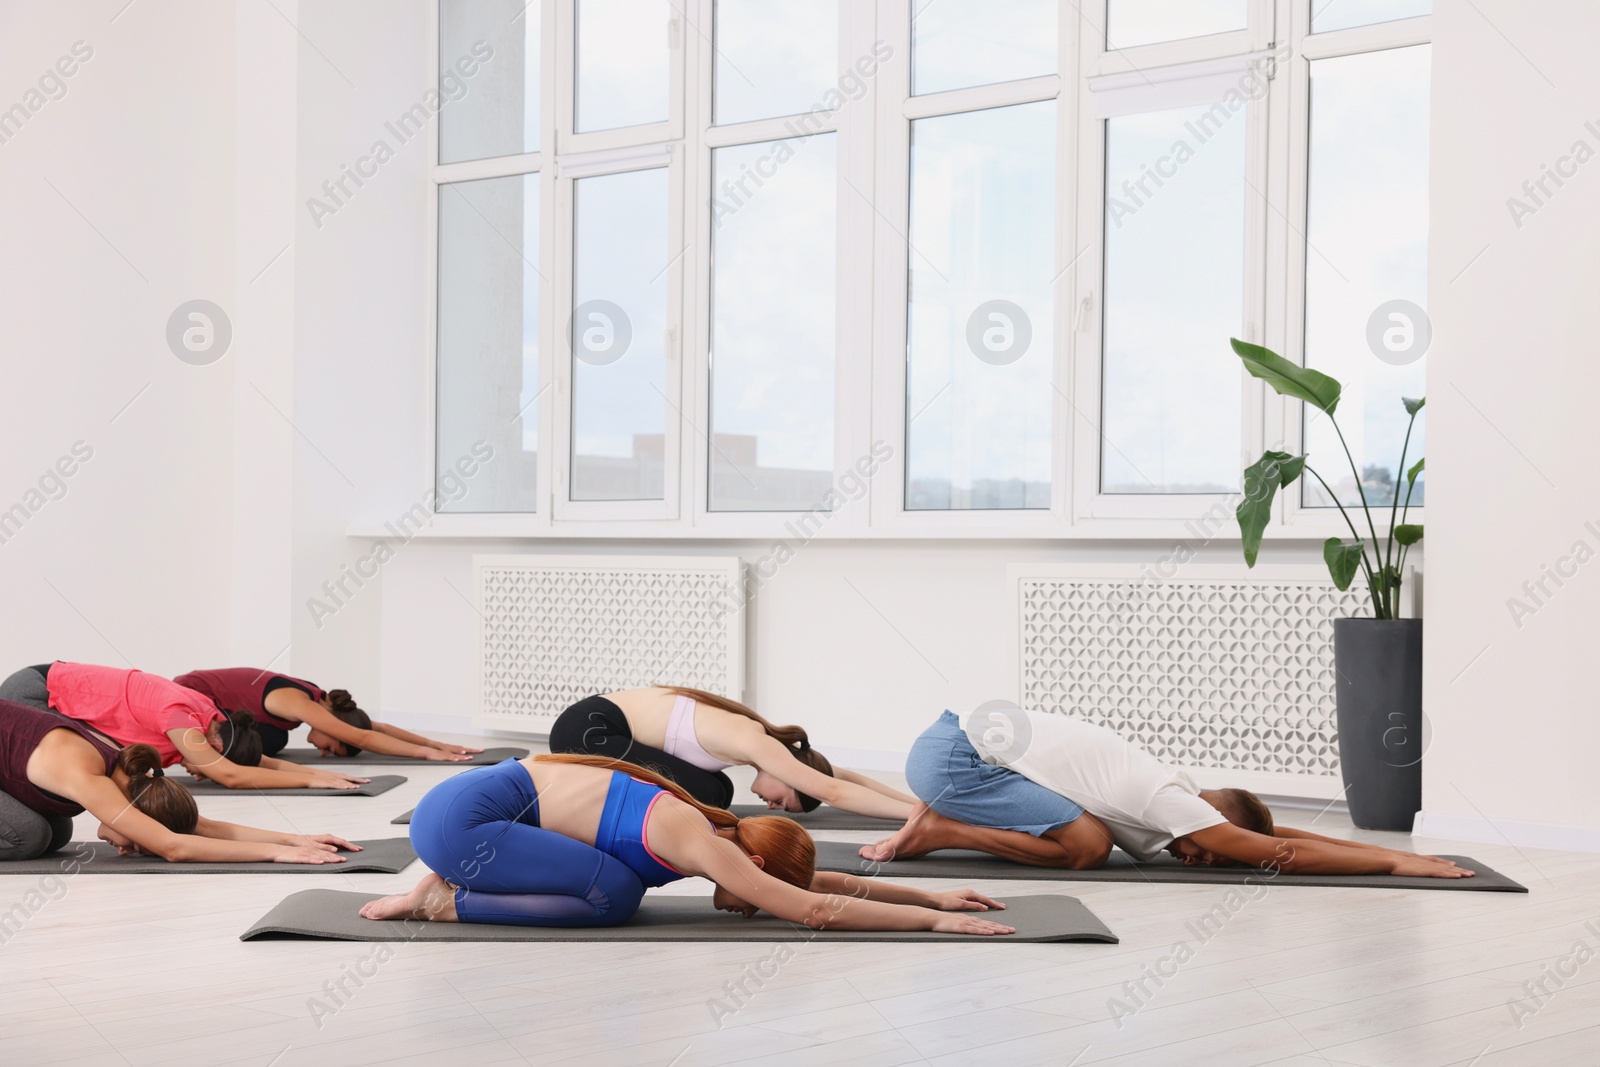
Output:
[546, 687, 915, 820]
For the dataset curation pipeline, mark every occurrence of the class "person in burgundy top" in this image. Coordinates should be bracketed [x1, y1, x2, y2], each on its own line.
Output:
[0, 663, 368, 791]
[173, 667, 481, 762]
[0, 699, 355, 864]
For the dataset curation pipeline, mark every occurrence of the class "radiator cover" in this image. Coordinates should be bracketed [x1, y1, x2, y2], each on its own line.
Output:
[474, 555, 745, 733]
[1013, 564, 1370, 794]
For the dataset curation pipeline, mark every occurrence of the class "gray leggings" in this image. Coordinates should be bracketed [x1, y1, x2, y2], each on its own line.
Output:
[0, 790, 74, 861]
[0, 666, 51, 711]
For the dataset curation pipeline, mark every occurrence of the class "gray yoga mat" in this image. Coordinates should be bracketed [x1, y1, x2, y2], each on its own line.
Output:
[184, 774, 405, 797]
[390, 804, 906, 828]
[274, 746, 528, 767]
[813, 841, 1528, 892]
[0, 838, 415, 875]
[241, 889, 1116, 943]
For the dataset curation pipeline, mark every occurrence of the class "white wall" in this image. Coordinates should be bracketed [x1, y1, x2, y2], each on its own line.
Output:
[18, 2, 1587, 847]
[1419, 0, 1600, 843]
[0, 0, 238, 676]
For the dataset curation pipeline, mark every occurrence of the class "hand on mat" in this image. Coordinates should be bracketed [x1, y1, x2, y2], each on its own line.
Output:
[930, 889, 1006, 912]
[420, 748, 475, 762]
[311, 774, 370, 789]
[298, 834, 363, 853]
[432, 743, 484, 755]
[275, 845, 349, 865]
[1390, 853, 1475, 878]
[930, 913, 1017, 936]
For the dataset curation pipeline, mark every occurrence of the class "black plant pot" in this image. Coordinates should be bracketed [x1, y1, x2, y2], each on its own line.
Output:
[1333, 618, 1424, 831]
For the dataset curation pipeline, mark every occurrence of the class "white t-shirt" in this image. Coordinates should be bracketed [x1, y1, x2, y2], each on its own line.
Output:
[965, 710, 1226, 861]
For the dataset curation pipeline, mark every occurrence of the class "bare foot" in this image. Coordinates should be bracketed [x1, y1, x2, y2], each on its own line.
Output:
[360, 872, 459, 922]
[859, 801, 951, 862]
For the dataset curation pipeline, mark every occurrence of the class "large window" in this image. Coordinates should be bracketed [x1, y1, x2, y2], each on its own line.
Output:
[429, 1, 1432, 539]
[1302, 44, 1431, 508]
[906, 103, 1056, 510]
[1100, 103, 1245, 495]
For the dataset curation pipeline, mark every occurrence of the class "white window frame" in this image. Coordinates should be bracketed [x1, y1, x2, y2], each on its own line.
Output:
[684, 0, 874, 535]
[406, 0, 1431, 544]
[1071, 50, 1274, 523]
[1275, 5, 1432, 536]
[866, 0, 1074, 535]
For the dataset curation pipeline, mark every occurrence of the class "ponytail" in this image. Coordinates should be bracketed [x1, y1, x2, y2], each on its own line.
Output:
[325, 689, 373, 755]
[216, 710, 263, 767]
[114, 744, 198, 834]
[533, 753, 817, 890]
[660, 687, 835, 812]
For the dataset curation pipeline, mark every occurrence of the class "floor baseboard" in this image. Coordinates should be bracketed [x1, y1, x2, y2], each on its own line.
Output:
[1414, 811, 1600, 854]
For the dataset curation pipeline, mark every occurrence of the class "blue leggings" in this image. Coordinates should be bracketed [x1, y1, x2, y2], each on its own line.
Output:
[408, 759, 646, 928]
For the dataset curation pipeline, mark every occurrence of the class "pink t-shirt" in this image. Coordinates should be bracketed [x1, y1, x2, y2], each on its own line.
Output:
[47, 662, 223, 767]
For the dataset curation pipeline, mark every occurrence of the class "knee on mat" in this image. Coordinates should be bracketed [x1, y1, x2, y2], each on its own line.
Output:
[588, 864, 646, 924]
[1071, 835, 1113, 870]
[1056, 820, 1112, 869]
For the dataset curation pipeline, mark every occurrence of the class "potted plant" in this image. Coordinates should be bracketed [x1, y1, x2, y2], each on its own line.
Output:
[1229, 338, 1425, 831]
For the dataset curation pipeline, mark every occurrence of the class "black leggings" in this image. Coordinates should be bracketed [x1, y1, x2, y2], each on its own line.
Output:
[547, 696, 735, 810]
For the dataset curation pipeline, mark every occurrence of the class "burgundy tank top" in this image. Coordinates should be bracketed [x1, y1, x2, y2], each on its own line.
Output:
[173, 668, 325, 732]
[0, 699, 120, 817]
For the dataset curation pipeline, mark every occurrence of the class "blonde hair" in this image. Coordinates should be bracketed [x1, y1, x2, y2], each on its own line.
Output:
[533, 753, 816, 889]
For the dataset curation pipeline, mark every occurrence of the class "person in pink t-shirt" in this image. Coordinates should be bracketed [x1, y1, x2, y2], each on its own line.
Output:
[0, 663, 368, 791]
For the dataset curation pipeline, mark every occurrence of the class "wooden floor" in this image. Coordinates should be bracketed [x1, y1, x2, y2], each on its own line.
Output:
[2, 743, 1596, 1066]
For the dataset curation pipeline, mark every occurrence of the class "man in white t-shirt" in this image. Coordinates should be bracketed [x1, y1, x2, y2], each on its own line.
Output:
[861, 707, 1473, 880]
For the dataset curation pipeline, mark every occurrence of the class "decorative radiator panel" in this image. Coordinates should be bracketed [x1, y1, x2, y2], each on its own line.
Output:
[1015, 565, 1368, 783]
[474, 555, 744, 733]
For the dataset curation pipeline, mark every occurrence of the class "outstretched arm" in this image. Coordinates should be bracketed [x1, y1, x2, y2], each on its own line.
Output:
[658, 818, 1012, 935]
[172, 729, 362, 790]
[1190, 823, 1474, 878]
[373, 721, 483, 755]
[832, 767, 919, 806]
[69, 775, 346, 864]
[1273, 825, 1392, 851]
[737, 734, 913, 820]
[267, 689, 469, 761]
[192, 815, 361, 852]
[809, 870, 1004, 912]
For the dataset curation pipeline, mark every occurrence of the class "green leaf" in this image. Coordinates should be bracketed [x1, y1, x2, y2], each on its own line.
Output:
[1324, 537, 1365, 591]
[1394, 524, 1424, 546]
[1407, 457, 1425, 487]
[1403, 396, 1426, 416]
[1238, 451, 1306, 567]
[1231, 338, 1343, 415]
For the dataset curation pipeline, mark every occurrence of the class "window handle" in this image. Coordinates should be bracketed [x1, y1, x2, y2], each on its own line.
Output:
[1076, 294, 1094, 332]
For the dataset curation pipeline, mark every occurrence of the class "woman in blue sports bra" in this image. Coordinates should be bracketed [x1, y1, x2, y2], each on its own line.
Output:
[365, 755, 1015, 935]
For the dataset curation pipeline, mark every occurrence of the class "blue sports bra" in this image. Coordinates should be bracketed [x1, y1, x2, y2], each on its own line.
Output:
[595, 771, 693, 888]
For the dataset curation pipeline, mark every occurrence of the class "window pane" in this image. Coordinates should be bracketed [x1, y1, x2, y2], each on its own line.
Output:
[906, 102, 1055, 511]
[1303, 46, 1430, 508]
[911, 0, 1056, 96]
[439, 0, 539, 163]
[1106, 0, 1247, 50]
[1101, 104, 1246, 494]
[714, 0, 837, 126]
[576, 0, 670, 132]
[436, 176, 540, 512]
[571, 168, 669, 500]
[709, 136, 837, 511]
[1311, 0, 1430, 34]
